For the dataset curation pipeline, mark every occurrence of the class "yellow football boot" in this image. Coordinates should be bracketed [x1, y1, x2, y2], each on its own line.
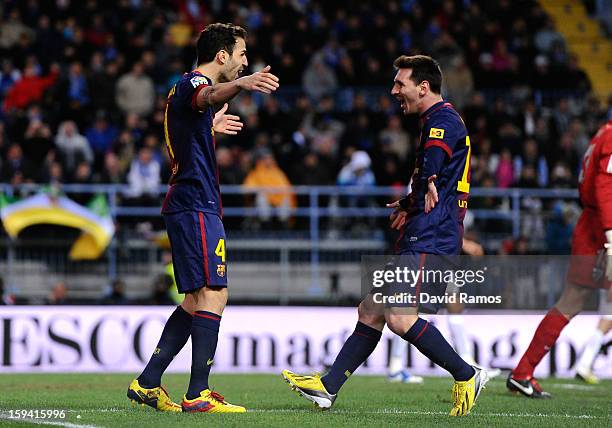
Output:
[281, 370, 337, 409]
[450, 367, 489, 416]
[181, 389, 246, 413]
[126, 379, 182, 412]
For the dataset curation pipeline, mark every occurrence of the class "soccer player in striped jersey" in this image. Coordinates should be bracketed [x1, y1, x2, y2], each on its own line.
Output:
[127, 23, 279, 413]
[283, 55, 488, 416]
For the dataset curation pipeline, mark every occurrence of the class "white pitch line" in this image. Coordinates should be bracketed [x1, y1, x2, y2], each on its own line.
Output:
[249, 408, 608, 419]
[548, 383, 598, 391]
[41, 407, 611, 421]
[0, 413, 101, 428]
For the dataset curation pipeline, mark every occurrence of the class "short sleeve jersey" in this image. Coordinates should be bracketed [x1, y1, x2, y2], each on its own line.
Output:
[397, 101, 471, 255]
[161, 71, 222, 216]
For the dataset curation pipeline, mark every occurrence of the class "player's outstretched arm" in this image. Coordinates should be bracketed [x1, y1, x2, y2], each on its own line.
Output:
[213, 103, 243, 135]
[237, 65, 280, 93]
[196, 65, 279, 109]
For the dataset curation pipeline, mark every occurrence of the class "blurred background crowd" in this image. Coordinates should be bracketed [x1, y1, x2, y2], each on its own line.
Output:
[1, 0, 611, 303]
[1, 0, 610, 196]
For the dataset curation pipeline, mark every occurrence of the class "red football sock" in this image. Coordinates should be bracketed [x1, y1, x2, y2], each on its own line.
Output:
[512, 308, 569, 379]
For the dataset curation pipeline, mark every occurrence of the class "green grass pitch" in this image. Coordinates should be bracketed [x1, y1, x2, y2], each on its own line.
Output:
[0, 373, 610, 427]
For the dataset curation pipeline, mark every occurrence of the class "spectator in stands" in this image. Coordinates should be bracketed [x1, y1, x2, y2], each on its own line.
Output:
[555, 132, 580, 175]
[98, 152, 124, 183]
[337, 150, 376, 214]
[0, 276, 16, 305]
[44, 160, 64, 185]
[47, 281, 68, 305]
[22, 119, 53, 177]
[2, 63, 59, 112]
[85, 114, 118, 165]
[113, 130, 136, 175]
[549, 161, 574, 188]
[567, 118, 590, 155]
[302, 54, 338, 101]
[115, 62, 155, 117]
[99, 279, 130, 305]
[564, 55, 591, 92]
[150, 273, 176, 305]
[55, 120, 93, 176]
[142, 133, 164, 166]
[514, 138, 548, 187]
[71, 161, 94, 204]
[64, 61, 89, 108]
[546, 201, 578, 254]
[125, 146, 161, 204]
[243, 148, 296, 227]
[1, 144, 30, 182]
[378, 115, 410, 162]
[552, 98, 572, 137]
[495, 148, 515, 188]
[217, 146, 244, 185]
[534, 17, 565, 53]
[0, 9, 33, 49]
[338, 150, 375, 187]
[0, 59, 21, 96]
[88, 57, 119, 113]
[444, 55, 474, 110]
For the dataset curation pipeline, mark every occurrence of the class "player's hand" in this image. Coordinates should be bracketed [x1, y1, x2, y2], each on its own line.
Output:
[424, 175, 438, 214]
[462, 238, 484, 256]
[237, 65, 279, 94]
[213, 103, 243, 135]
[386, 200, 407, 230]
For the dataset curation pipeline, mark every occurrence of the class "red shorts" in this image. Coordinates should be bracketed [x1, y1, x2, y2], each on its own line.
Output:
[566, 208, 610, 289]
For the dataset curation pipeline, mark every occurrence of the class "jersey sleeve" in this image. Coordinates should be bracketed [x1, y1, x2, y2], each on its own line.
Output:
[595, 127, 612, 229]
[421, 114, 462, 178]
[174, 74, 211, 111]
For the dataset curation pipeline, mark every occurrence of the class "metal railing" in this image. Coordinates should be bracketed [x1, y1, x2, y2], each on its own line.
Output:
[0, 183, 579, 300]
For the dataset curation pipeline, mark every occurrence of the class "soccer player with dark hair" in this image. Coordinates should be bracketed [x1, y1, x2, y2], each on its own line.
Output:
[507, 119, 612, 398]
[282, 55, 488, 416]
[127, 22, 279, 413]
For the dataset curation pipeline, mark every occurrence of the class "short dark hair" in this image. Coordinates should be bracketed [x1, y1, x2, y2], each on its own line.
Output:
[393, 55, 442, 94]
[196, 23, 247, 65]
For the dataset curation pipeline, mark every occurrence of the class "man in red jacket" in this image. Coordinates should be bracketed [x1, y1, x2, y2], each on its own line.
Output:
[3, 64, 59, 112]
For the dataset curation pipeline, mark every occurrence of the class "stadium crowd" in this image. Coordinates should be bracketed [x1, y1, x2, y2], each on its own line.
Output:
[0, 0, 609, 207]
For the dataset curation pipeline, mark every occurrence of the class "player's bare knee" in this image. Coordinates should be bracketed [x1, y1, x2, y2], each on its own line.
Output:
[180, 294, 195, 314]
[357, 301, 385, 330]
[384, 312, 418, 336]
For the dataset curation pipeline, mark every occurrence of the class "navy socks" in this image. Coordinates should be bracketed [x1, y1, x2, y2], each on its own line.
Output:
[185, 311, 222, 399]
[402, 318, 474, 381]
[321, 322, 382, 394]
[138, 306, 192, 388]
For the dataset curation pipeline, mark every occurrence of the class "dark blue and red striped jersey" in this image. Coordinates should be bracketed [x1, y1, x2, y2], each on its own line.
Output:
[397, 101, 471, 255]
[161, 71, 221, 216]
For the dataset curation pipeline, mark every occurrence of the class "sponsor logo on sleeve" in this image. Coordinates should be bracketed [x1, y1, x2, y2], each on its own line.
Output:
[190, 76, 208, 88]
[429, 128, 445, 139]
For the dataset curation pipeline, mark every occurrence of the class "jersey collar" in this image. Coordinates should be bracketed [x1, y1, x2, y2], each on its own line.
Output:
[420, 100, 453, 123]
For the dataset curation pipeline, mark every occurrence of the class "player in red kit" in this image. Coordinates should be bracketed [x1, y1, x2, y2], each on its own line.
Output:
[507, 119, 612, 398]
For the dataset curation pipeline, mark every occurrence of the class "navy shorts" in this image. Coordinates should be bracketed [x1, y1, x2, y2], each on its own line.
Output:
[164, 210, 227, 293]
[372, 251, 452, 314]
